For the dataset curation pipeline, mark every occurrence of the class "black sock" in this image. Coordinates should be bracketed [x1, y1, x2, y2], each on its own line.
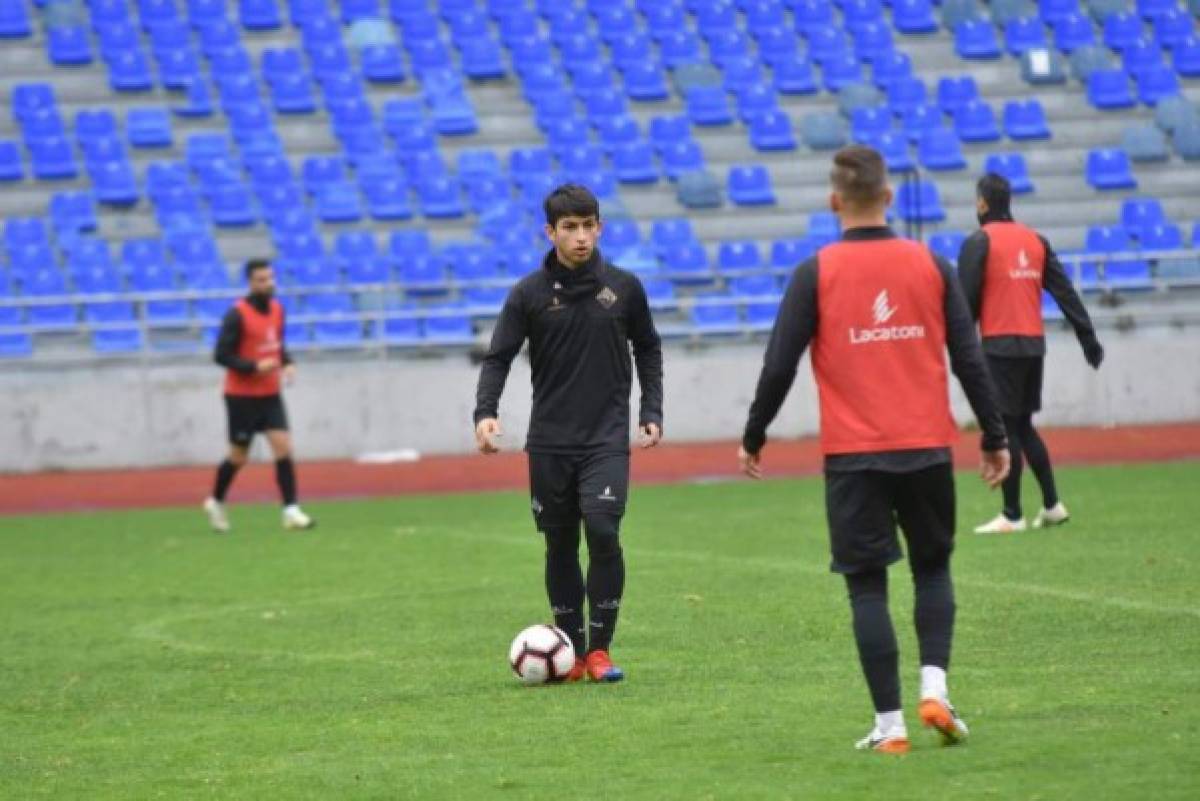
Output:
[275, 457, 297, 506]
[584, 514, 624, 654]
[543, 525, 586, 657]
[1018, 416, 1059, 510]
[1001, 415, 1025, 520]
[845, 569, 900, 713]
[912, 560, 955, 670]
[212, 459, 240, 502]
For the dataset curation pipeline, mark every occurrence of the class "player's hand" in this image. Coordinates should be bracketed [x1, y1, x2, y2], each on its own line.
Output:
[1083, 339, 1104, 369]
[738, 446, 763, 480]
[980, 448, 1011, 490]
[282, 364, 296, 385]
[638, 422, 662, 449]
[475, 418, 502, 455]
[256, 357, 280, 373]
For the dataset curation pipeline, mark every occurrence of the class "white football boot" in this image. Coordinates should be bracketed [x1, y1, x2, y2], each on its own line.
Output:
[973, 513, 1027, 534]
[203, 497, 230, 533]
[1032, 502, 1070, 529]
[282, 504, 316, 530]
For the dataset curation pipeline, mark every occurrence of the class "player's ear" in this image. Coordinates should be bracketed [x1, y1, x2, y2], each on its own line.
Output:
[544, 223, 556, 243]
[881, 185, 894, 209]
[829, 191, 841, 214]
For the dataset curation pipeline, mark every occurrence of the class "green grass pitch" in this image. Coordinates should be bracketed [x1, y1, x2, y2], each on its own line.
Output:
[2, 462, 1198, 799]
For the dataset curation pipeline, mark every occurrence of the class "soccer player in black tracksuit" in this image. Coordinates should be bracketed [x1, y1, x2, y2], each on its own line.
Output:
[473, 184, 664, 683]
[738, 146, 1010, 753]
[958, 174, 1105, 535]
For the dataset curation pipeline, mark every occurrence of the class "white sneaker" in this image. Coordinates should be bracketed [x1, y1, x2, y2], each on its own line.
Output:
[973, 513, 1026, 534]
[203, 497, 229, 533]
[919, 698, 969, 746]
[1032, 502, 1070, 528]
[282, 504, 315, 530]
[855, 727, 910, 754]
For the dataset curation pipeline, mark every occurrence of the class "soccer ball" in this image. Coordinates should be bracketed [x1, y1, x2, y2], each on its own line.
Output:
[508, 624, 575, 685]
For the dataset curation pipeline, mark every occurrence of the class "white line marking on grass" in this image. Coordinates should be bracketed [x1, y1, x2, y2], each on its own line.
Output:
[441, 529, 1200, 621]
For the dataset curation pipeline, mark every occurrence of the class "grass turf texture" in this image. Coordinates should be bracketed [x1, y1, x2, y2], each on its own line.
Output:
[2, 462, 1198, 800]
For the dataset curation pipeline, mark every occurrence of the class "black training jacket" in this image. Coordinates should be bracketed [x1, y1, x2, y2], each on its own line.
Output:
[474, 248, 663, 454]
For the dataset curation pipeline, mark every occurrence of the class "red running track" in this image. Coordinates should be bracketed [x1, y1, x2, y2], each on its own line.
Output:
[1, 422, 1198, 516]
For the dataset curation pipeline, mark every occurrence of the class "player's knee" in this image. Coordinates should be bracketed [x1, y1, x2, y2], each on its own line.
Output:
[228, 450, 249, 468]
[583, 514, 622, 559]
[542, 526, 580, 559]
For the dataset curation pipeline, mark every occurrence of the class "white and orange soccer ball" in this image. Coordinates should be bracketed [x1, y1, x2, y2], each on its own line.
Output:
[508, 624, 575, 685]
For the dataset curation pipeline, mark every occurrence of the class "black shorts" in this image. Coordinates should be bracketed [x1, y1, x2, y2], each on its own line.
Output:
[225, 394, 289, 446]
[824, 463, 956, 574]
[986, 355, 1043, 416]
[528, 451, 630, 530]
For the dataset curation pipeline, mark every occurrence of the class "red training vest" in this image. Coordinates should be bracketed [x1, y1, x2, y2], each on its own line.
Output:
[979, 221, 1046, 339]
[811, 239, 958, 455]
[223, 298, 283, 397]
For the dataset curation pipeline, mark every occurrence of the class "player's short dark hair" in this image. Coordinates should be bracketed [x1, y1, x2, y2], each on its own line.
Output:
[543, 184, 600, 227]
[829, 145, 888, 208]
[244, 258, 272, 280]
[976, 173, 1012, 217]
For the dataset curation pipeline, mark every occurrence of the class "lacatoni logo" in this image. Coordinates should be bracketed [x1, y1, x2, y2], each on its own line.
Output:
[1009, 248, 1040, 280]
[849, 290, 926, 344]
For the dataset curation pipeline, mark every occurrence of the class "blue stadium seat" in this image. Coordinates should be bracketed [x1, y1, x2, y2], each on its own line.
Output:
[1173, 119, 1200, 160]
[838, 83, 884, 118]
[727, 165, 776, 206]
[729, 273, 780, 301]
[92, 328, 143, 354]
[765, 57, 814, 97]
[686, 87, 734, 127]
[423, 304, 475, 345]
[801, 112, 847, 150]
[651, 218, 697, 256]
[1173, 37, 1200, 78]
[954, 100, 1001, 142]
[1122, 38, 1165, 78]
[749, 110, 797, 151]
[871, 53, 914, 92]
[1003, 99, 1052, 139]
[876, 131, 915, 172]
[1152, 9, 1193, 49]
[48, 26, 93, 65]
[127, 108, 172, 148]
[1103, 11, 1145, 51]
[956, 20, 1003, 59]
[1138, 222, 1181, 249]
[902, 104, 945, 142]
[895, 180, 946, 222]
[928, 230, 967, 261]
[621, 61, 670, 102]
[1054, 13, 1097, 53]
[397, 254, 448, 296]
[1086, 148, 1137, 189]
[737, 84, 779, 123]
[887, 77, 929, 117]
[1038, 0, 1080, 24]
[0, 2, 31, 38]
[937, 0, 982, 27]
[676, 171, 724, 209]
[50, 192, 97, 233]
[613, 142, 659, 184]
[0, 141, 22, 181]
[660, 241, 711, 285]
[1136, 65, 1180, 106]
[106, 49, 154, 92]
[1070, 44, 1116, 82]
[918, 129, 967, 171]
[29, 138, 79, 180]
[937, 76, 980, 116]
[1088, 69, 1136, 109]
[662, 140, 706, 180]
[771, 238, 814, 270]
[92, 160, 139, 206]
[984, 152, 1035, 193]
[851, 106, 892, 143]
[690, 298, 742, 334]
[1120, 196, 1166, 234]
[717, 241, 763, 274]
[852, 21, 895, 64]
[1123, 123, 1170, 162]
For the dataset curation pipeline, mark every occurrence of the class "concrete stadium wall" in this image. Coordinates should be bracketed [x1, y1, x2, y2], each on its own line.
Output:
[1, 329, 1198, 473]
